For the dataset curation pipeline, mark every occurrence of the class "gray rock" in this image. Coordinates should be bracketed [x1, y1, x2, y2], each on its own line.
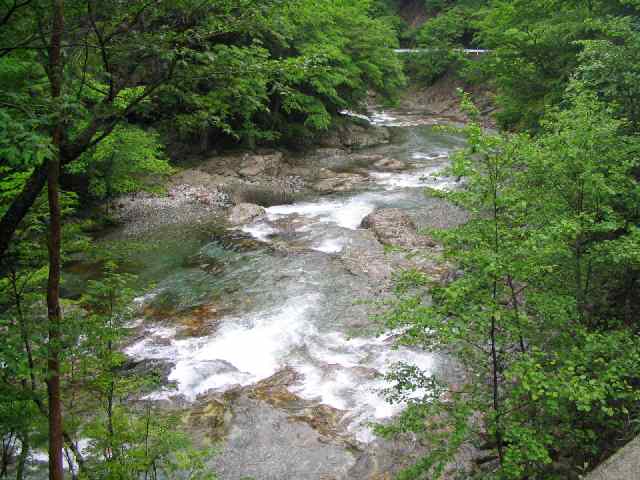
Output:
[349, 153, 385, 165]
[209, 381, 358, 480]
[320, 123, 391, 150]
[313, 173, 368, 194]
[340, 230, 393, 285]
[306, 148, 353, 170]
[374, 158, 408, 171]
[361, 208, 436, 248]
[406, 196, 470, 231]
[121, 358, 174, 385]
[340, 124, 391, 149]
[238, 152, 285, 177]
[228, 203, 266, 225]
[586, 435, 640, 480]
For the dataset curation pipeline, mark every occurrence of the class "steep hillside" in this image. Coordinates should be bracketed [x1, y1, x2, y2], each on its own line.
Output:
[397, 69, 496, 127]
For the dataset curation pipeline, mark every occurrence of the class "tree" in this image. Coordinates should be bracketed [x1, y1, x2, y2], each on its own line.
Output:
[380, 92, 640, 478]
[66, 125, 173, 211]
[0, 2, 406, 475]
[0, 0, 406, 257]
[0, 0, 272, 259]
[68, 261, 216, 480]
[576, 17, 640, 129]
[472, 0, 640, 130]
[46, 1, 65, 476]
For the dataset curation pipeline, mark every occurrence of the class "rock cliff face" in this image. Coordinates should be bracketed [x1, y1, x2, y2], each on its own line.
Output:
[398, 71, 497, 129]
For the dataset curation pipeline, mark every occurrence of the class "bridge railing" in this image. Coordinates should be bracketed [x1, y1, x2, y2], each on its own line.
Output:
[394, 48, 490, 55]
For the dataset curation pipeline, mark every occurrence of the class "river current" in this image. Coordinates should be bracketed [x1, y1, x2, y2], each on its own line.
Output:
[121, 110, 466, 478]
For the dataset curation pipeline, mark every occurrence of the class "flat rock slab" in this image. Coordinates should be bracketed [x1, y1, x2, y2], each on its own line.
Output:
[211, 394, 357, 480]
[586, 436, 640, 480]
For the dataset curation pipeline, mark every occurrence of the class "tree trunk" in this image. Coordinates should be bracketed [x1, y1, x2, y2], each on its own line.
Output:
[47, 1, 65, 479]
[490, 168, 503, 464]
[0, 164, 48, 261]
[16, 433, 29, 480]
[47, 133, 65, 480]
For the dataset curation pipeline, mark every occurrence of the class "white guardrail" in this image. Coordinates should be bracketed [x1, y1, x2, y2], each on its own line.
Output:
[394, 48, 490, 55]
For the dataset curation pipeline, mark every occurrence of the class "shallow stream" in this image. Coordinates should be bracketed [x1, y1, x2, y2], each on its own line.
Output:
[122, 110, 466, 479]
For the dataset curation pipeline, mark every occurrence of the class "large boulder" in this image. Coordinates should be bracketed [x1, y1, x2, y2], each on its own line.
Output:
[305, 148, 353, 171]
[340, 123, 391, 149]
[319, 123, 391, 150]
[238, 152, 285, 177]
[313, 172, 368, 194]
[228, 203, 266, 225]
[586, 435, 640, 480]
[297, 150, 386, 173]
[360, 208, 436, 248]
[341, 229, 393, 285]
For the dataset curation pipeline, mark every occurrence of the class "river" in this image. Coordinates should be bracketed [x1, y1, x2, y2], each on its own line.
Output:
[120, 109, 467, 479]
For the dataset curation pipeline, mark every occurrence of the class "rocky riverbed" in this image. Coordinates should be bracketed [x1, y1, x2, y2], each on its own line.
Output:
[104, 109, 473, 479]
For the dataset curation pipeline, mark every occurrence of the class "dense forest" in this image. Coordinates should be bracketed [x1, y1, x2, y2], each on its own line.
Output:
[1, 0, 640, 479]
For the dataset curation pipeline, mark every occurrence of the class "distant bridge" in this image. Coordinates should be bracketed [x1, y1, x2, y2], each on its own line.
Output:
[394, 48, 490, 55]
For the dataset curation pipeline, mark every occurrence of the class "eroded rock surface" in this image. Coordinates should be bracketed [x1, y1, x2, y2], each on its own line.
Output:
[237, 152, 285, 177]
[361, 208, 436, 249]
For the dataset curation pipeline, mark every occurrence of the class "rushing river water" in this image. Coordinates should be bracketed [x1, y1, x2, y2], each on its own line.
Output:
[120, 110, 466, 479]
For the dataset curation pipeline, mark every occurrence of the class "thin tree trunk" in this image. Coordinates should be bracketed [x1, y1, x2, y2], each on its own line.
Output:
[0, 25, 176, 263]
[16, 433, 28, 480]
[47, 1, 65, 479]
[491, 165, 503, 464]
[490, 309, 503, 463]
[47, 105, 65, 480]
[1, 433, 13, 477]
[575, 238, 584, 321]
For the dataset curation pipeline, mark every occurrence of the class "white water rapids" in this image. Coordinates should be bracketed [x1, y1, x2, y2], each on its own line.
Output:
[125, 110, 465, 443]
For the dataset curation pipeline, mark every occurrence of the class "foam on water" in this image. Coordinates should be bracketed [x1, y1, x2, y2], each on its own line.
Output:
[292, 330, 436, 442]
[371, 167, 443, 190]
[339, 109, 403, 127]
[127, 294, 322, 400]
[313, 237, 345, 253]
[370, 111, 398, 125]
[241, 222, 278, 242]
[339, 109, 402, 127]
[412, 151, 448, 160]
[266, 196, 376, 230]
[31, 439, 91, 470]
[127, 289, 437, 442]
[339, 109, 371, 123]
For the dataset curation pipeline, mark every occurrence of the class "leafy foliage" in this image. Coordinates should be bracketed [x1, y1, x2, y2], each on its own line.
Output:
[0, 2, 406, 476]
[381, 92, 640, 478]
[67, 126, 173, 203]
[405, 0, 484, 84]
[470, 0, 640, 130]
